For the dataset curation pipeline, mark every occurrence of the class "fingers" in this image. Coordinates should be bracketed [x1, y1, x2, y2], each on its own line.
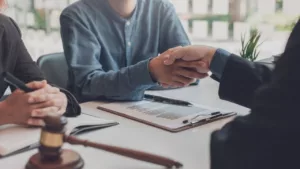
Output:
[34, 97, 64, 109]
[44, 85, 60, 94]
[31, 107, 60, 118]
[27, 118, 45, 126]
[32, 93, 67, 113]
[175, 60, 209, 73]
[173, 67, 208, 79]
[171, 75, 195, 87]
[159, 46, 183, 62]
[28, 86, 60, 104]
[26, 80, 47, 90]
[163, 47, 188, 65]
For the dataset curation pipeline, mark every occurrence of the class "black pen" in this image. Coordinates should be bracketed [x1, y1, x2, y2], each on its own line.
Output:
[144, 94, 193, 107]
[3, 72, 35, 93]
[182, 112, 222, 124]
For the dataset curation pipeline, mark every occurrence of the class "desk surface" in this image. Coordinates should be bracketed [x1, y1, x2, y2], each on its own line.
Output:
[0, 77, 248, 169]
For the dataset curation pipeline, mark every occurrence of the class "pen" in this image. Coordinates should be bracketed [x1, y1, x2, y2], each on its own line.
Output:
[144, 94, 193, 107]
[182, 112, 222, 124]
[3, 72, 35, 93]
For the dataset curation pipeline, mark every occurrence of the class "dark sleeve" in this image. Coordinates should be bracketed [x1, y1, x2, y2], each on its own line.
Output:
[8, 18, 81, 117]
[216, 54, 273, 108]
[9, 18, 44, 83]
[210, 19, 300, 169]
[209, 115, 290, 169]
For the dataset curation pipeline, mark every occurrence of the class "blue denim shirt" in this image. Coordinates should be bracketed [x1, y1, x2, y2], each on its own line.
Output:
[60, 0, 190, 102]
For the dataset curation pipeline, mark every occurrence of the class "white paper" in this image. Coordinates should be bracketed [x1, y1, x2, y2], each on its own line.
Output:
[0, 114, 115, 156]
[99, 100, 219, 130]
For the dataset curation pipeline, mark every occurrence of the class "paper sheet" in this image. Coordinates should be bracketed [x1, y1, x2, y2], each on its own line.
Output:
[99, 100, 219, 129]
[0, 114, 115, 156]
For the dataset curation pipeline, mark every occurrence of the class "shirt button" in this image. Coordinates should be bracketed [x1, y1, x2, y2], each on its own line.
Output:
[128, 42, 131, 46]
[126, 21, 130, 26]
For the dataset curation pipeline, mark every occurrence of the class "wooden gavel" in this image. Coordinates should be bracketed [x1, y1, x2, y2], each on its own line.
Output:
[26, 115, 183, 169]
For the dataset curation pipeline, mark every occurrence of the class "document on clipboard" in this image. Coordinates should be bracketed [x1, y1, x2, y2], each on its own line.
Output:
[97, 100, 236, 132]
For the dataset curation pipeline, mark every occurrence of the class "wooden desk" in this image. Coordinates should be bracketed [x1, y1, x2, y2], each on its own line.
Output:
[0, 77, 248, 169]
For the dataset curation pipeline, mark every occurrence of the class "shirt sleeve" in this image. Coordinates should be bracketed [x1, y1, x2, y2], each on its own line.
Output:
[159, 2, 191, 52]
[209, 48, 231, 79]
[8, 17, 81, 117]
[60, 14, 156, 101]
[9, 18, 45, 84]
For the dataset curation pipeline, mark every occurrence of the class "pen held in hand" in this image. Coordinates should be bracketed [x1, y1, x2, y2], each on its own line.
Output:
[3, 72, 35, 93]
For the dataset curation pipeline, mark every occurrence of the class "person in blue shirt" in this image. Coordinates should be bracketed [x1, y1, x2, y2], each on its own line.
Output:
[60, 0, 203, 102]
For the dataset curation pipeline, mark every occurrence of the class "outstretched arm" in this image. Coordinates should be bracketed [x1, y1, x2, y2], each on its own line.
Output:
[163, 46, 273, 108]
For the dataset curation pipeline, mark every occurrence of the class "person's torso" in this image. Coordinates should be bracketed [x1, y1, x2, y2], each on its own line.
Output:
[63, 0, 170, 71]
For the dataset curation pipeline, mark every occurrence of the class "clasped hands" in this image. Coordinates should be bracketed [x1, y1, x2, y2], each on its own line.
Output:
[1, 80, 67, 126]
[149, 45, 216, 88]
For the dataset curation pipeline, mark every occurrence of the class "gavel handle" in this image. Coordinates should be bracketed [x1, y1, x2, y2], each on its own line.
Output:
[64, 135, 183, 168]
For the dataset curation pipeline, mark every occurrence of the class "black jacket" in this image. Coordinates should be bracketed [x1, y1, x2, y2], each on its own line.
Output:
[211, 20, 300, 169]
[0, 14, 80, 117]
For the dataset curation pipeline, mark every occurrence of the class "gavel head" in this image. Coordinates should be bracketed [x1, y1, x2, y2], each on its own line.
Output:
[39, 115, 67, 161]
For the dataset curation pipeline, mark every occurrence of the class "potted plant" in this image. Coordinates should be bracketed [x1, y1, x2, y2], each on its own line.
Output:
[240, 28, 262, 62]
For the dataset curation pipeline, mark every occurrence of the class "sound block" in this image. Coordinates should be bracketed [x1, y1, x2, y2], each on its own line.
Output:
[26, 149, 84, 169]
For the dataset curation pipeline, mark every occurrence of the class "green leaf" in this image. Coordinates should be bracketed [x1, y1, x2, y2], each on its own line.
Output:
[239, 30, 262, 61]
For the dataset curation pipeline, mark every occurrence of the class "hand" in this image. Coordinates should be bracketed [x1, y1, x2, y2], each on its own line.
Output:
[0, 81, 47, 126]
[0, 81, 68, 126]
[149, 47, 207, 87]
[163, 45, 217, 74]
[28, 84, 68, 121]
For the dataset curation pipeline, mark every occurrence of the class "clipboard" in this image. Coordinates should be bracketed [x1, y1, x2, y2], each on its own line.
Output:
[97, 101, 237, 133]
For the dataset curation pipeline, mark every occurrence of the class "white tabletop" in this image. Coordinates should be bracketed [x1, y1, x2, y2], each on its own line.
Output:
[0, 77, 249, 169]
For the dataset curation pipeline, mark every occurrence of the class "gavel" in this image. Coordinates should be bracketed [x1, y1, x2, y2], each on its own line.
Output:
[25, 115, 183, 169]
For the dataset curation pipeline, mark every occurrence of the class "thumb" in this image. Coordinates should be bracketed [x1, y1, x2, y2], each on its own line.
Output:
[195, 61, 210, 73]
[164, 47, 189, 65]
[26, 80, 47, 90]
[163, 55, 176, 65]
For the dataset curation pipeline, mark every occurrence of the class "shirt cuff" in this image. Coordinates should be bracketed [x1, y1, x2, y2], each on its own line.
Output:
[130, 59, 157, 86]
[209, 48, 231, 79]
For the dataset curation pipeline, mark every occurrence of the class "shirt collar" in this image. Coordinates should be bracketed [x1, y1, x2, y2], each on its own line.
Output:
[85, 0, 139, 24]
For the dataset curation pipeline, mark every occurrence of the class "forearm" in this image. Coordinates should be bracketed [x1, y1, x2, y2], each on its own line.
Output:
[0, 102, 10, 125]
[217, 54, 273, 107]
[77, 59, 156, 101]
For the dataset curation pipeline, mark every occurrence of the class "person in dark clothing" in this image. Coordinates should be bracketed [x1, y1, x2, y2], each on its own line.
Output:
[163, 19, 300, 169]
[0, 12, 80, 126]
